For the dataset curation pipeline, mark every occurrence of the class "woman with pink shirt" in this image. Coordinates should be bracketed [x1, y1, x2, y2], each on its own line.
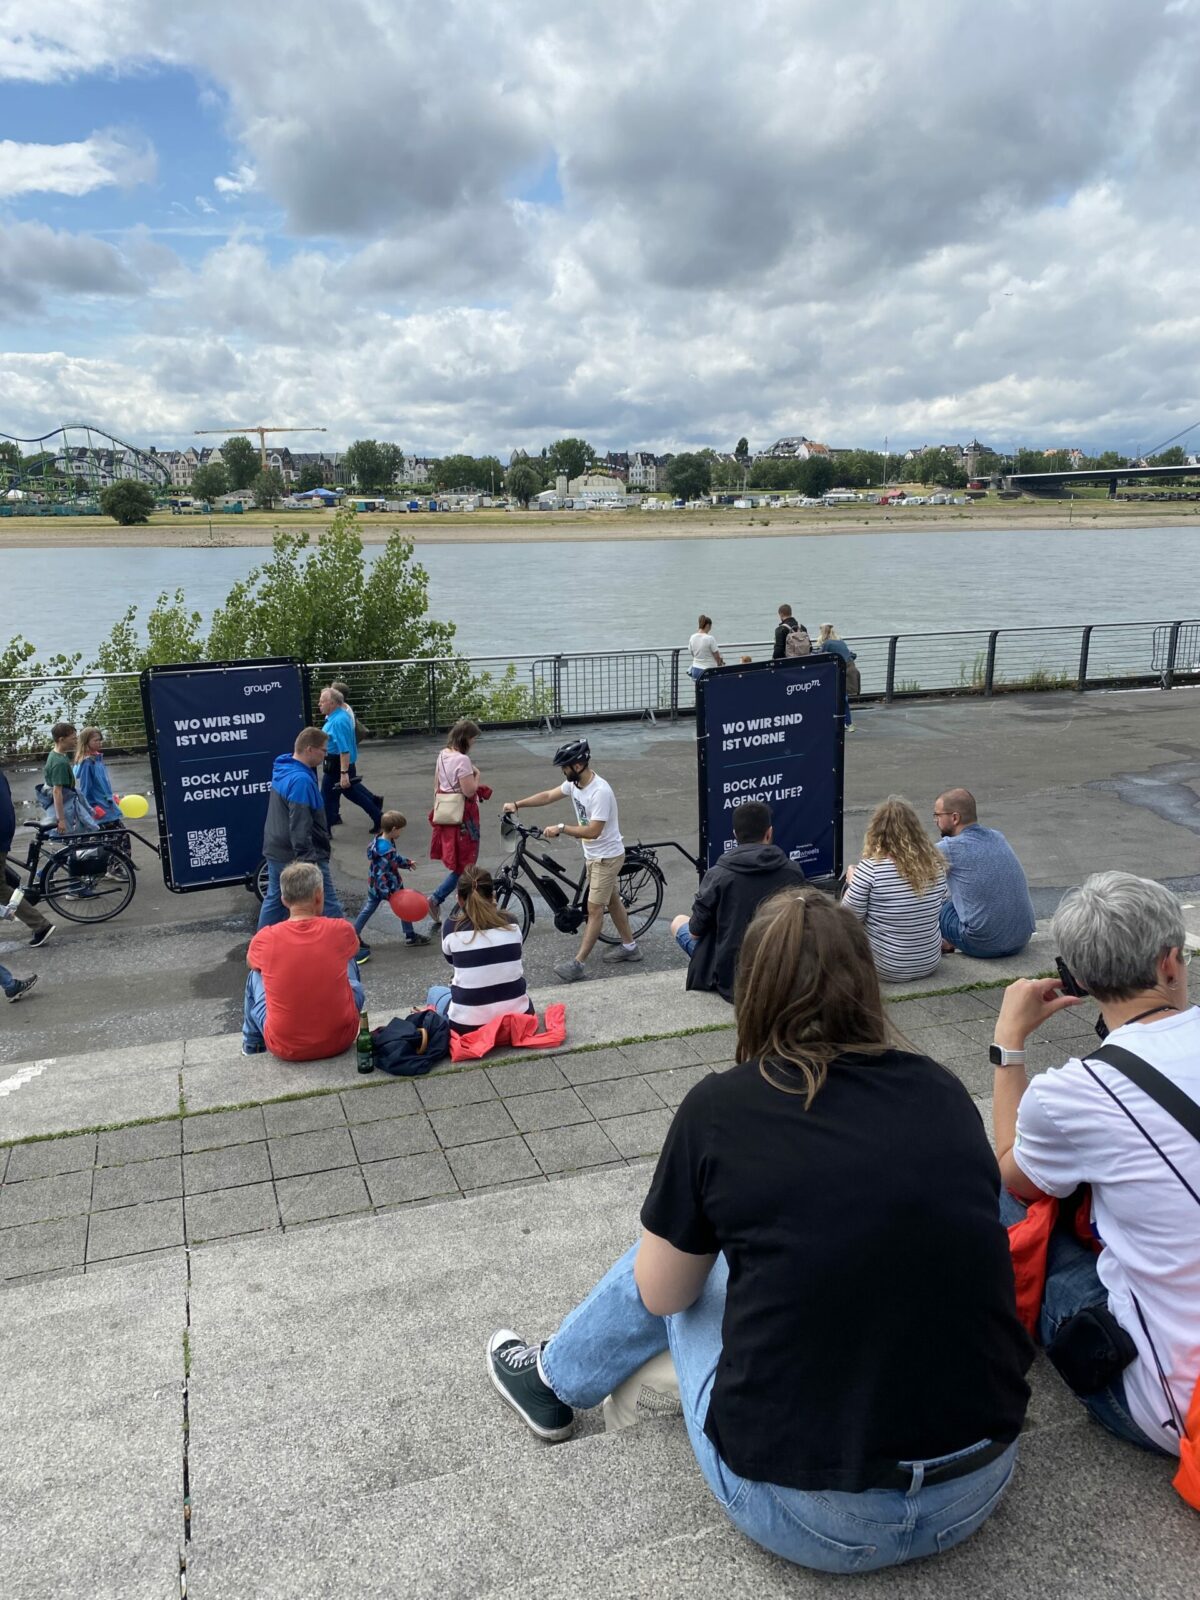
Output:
[427, 718, 490, 923]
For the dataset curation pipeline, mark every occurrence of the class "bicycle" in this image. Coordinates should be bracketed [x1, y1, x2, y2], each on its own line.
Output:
[494, 812, 695, 944]
[3, 820, 155, 925]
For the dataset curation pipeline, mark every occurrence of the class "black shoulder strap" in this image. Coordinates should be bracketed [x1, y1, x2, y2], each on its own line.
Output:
[1090, 1042, 1200, 1144]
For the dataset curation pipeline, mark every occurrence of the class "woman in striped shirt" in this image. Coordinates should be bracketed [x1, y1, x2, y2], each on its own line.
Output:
[426, 865, 534, 1035]
[842, 797, 946, 983]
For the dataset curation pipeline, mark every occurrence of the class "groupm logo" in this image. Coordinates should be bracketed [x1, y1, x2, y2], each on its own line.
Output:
[786, 679, 821, 696]
[244, 681, 282, 696]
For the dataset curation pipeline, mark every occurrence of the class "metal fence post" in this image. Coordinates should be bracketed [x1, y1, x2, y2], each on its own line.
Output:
[1165, 621, 1181, 689]
[427, 660, 437, 732]
[884, 636, 898, 701]
[983, 631, 999, 697]
[1077, 625, 1092, 691]
[670, 649, 680, 720]
[553, 655, 563, 726]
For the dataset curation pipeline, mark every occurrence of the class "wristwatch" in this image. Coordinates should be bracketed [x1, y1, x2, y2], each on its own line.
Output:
[988, 1044, 1026, 1067]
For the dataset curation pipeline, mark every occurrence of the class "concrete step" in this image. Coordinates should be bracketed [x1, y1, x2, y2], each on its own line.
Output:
[3, 1163, 1192, 1600]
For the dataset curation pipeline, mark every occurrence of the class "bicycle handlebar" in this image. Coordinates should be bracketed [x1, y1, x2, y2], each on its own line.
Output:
[499, 811, 546, 841]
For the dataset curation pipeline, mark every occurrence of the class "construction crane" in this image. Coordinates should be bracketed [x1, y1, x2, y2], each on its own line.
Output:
[194, 425, 327, 471]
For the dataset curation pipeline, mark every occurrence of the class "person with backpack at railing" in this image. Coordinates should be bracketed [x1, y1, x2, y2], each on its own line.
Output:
[991, 872, 1200, 1506]
[772, 603, 811, 660]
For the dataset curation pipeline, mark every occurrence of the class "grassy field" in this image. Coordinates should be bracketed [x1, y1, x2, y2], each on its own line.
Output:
[3, 494, 1199, 548]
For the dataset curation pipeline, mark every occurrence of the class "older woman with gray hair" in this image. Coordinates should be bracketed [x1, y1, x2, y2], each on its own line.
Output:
[990, 871, 1200, 1465]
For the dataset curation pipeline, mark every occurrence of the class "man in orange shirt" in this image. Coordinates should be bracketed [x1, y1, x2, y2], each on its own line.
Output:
[242, 861, 364, 1060]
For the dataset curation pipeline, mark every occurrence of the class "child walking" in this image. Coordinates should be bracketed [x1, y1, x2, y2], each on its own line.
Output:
[354, 811, 431, 963]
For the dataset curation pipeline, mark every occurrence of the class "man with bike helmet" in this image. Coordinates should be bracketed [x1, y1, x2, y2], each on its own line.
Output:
[503, 740, 641, 982]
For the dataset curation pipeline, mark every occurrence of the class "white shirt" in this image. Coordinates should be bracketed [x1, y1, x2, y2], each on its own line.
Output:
[689, 631, 720, 669]
[560, 773, 623, 861]
[1013, 1007, 1200, 1454]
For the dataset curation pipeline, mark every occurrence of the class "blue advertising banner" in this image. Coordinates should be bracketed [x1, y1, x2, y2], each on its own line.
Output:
[696, 655, 845, 877]
[142, 659, 309, 892]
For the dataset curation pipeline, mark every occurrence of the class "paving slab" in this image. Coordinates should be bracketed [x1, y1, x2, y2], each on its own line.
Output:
[91, 1154, 182, 1211]
[349, 1111, 439, 1162]
[86, 1197, 185, 1262]
[181, 1105, 267, 1152]
[268, 1126, 357, 1179]
[186, 1181, 280, 1244]
[5, 1132, 97, 1180]
[0, 1166, 92, 1228]
[0, 1213, 88, 1280]
[184, 1141, 272, 1195]
[0, 1253, 185, 1600]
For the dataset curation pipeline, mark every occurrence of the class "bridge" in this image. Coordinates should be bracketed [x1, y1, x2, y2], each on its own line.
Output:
[1005, 463, 1200, 496]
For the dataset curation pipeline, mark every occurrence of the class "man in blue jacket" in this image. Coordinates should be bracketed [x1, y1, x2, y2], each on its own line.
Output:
[319, 686, 382, 831]
[257, 727, 348, 930]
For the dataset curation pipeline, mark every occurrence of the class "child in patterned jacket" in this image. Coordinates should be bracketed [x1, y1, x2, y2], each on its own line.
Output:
[353, 811, 430, 962]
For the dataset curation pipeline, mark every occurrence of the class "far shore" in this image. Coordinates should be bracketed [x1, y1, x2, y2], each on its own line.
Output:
[3, 497, 1199, 550]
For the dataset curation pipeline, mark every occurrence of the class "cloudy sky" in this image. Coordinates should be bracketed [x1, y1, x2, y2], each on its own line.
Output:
[2, 0, 1200, 459]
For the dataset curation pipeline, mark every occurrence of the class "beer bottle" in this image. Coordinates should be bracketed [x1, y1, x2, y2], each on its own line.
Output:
[356, 1010, 374, 1074]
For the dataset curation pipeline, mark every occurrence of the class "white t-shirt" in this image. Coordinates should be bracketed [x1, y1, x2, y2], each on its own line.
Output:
[560, 773, 623, 861]
[1013, 1007, 1200, 1455]
[689, 631, 720, 669]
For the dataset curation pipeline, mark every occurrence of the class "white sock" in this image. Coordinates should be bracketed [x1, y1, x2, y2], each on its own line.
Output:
[536, 1345, 555, 1392]
[623, 941, 637, 952]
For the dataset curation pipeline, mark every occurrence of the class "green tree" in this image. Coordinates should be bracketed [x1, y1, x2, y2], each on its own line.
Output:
[665, 452, 713, 501]
[297, 461, 326, 492]
[909, 449, 967, 488]
[506, 462, 542, 506]
[344, 438, 386, 491]
[100, 480, 155, 525]
[377, 442, 402, 489]
[797, 456, 836, 497]
[734, 437, 750, 466]
[1148, 445, 1187, 468]
[547, 437, 593, 483]
[190, 462, 228, 503]
[252, 467, 286, 509]
[747, 456, 799, 490]
[432, 454, 479, 491]
[0, 439, 19, 480]
[219, 436, 259, 490]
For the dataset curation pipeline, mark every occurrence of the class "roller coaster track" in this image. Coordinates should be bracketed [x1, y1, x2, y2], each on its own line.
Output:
[0, 420, 170, 496]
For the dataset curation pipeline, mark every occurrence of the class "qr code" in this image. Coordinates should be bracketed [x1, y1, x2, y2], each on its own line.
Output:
[188, 827, 229, 868]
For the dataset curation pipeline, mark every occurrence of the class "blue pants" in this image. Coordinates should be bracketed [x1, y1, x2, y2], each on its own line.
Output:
[425, 984, 451, 1017]
[997, 1190, 1165, 1453]
[429, 867, 461, 909]
[939, 900, 1025, 960]
[1, 962, 19, 997]
[322, 761, 381, 829]
[354, 892, 416, 941]
[540, 1245, 1018, 1573]
[257, 859, 345, 930]
[242, 962, 365, 1053]
[675, 925, 698, 957]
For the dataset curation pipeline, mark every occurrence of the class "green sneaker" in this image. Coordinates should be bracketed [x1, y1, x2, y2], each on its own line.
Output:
[487, 1330, 575, 1442]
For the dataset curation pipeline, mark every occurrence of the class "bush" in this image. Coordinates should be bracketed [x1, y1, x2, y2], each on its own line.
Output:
[100, 480, 156, 525]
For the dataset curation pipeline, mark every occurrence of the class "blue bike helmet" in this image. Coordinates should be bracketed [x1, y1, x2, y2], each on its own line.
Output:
[553, 738, 590, 769]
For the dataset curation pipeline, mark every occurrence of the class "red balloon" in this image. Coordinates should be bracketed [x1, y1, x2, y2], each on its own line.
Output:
[388, 888, 430, 923]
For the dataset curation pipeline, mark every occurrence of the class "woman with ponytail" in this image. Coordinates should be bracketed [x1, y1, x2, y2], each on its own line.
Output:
[485, 886, 1031, 1573]
[424, 864, 534, 1035]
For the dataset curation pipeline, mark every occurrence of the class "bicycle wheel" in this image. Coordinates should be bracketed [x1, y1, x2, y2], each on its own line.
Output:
[599, 853, 665, 944]
[495, 876, 533, 940]
[41, 844, 136, 923]
[252, 857, 269, 903]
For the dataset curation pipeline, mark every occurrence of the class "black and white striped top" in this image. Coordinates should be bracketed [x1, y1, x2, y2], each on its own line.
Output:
[441, 917, 533, 1033]
[842, 856, 945, 983]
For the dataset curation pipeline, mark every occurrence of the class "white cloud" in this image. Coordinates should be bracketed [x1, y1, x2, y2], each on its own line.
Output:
[0, 131, 155, 198]
[4, 1, 1200, 456]
[194, 195, 217, 215]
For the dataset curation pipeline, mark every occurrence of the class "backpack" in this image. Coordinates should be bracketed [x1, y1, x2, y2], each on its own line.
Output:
[784, 623, 811, 658]
[370, 1008, 451, 1076]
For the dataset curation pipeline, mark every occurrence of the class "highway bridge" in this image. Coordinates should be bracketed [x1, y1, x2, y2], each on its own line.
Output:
[1006, 463, 1200, 496]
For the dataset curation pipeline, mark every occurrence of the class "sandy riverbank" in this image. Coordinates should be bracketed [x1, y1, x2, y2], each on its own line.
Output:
[3, 498, 1199, 549]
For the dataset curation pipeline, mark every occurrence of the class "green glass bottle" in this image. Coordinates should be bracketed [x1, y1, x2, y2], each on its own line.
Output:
[356, 1009, 374, 1074]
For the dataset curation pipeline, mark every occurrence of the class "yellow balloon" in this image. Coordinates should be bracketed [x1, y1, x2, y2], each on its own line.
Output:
[118, 793, 149, 819]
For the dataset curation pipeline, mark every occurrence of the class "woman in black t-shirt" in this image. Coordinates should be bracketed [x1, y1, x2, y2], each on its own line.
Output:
[487, 888, 1031, 1574]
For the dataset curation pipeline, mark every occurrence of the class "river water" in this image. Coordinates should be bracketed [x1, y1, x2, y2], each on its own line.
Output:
[5, 525, 1198, 665]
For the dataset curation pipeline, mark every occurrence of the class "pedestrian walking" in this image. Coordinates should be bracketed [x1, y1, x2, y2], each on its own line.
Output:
[0, 768, 54, 948]
[816, 624, 858, 730]
[319, 686, 382, 831]
[73, 727, 124, 824]
[687, 615, 723, 680]
[428, 719, 490, 923]
[257, 726, 353, 935]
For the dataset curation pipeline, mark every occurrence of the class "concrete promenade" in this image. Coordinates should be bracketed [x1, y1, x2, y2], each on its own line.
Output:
[3, 686, 1199, 1596]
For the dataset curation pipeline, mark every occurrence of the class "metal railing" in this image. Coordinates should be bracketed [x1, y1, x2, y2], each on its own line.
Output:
[2, 618, 1198, 759]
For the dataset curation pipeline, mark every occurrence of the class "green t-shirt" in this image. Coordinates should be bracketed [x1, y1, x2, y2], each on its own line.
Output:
[44, 750, 75, 790]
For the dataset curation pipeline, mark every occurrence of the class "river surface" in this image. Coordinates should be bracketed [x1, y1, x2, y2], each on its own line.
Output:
[4, 526, 1197, 664]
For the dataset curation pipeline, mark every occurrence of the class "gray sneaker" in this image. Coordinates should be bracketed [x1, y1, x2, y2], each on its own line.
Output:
[553, 958, 588, 983]
[602, 944, 643, 965]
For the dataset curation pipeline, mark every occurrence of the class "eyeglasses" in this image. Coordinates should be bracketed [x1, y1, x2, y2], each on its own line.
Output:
[1180, 947, 1193, 968]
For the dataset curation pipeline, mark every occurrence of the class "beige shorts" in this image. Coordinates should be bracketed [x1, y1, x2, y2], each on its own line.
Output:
[585, 852, 625, 909]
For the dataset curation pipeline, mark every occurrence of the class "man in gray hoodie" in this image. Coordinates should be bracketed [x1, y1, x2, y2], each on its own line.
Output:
[671, 801, 806, 1001]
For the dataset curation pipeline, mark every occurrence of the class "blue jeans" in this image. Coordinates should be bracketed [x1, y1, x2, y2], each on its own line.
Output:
[322, 761, 381, 829]
[939, 901, 1025, 960]
[257, 859, 345, 930]
[354, 892, 416, 941]
[425, 984, 451, 1017]
[1, 962, 18, 997]
[242, 962, 365, 1053]
[675, 925, 698, 957]
[429, 868, 461, 908]
[541, 1245, 1018, 1573]
[843, 691, 853, 729]
[998, 1191, 1166, 1453]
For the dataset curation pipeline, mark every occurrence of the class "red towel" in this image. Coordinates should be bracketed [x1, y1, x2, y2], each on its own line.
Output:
[449, 1004, 567, 1061]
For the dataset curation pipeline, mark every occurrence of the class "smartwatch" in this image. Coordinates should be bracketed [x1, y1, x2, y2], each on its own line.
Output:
[988, 1044, 1026, 1067]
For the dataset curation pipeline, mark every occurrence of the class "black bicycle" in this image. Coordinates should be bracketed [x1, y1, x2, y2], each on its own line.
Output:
[494, 813, 692, 944]
[3, 820, 153, 924]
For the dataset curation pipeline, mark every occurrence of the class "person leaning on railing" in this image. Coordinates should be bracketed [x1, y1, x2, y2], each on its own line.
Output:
[992, 872, 1200, 1472]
